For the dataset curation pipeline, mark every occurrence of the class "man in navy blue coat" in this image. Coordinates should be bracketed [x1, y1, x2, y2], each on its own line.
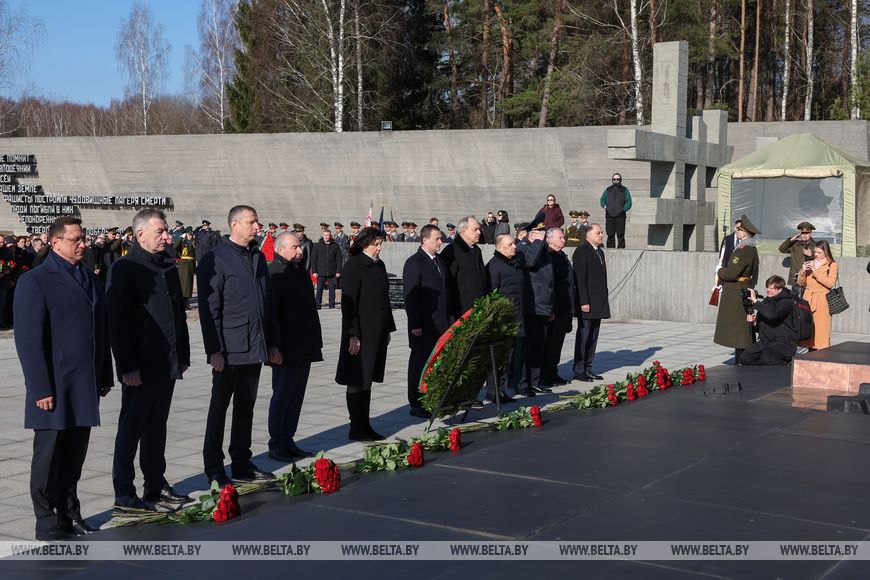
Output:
[572, 224, 611, 381]
[402, 225, 449, 418]
[14, 216, 113, 541]
[197, 205, 282, 486]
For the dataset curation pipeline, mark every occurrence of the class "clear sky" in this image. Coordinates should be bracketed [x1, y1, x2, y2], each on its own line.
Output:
[8, 0, 200, 107]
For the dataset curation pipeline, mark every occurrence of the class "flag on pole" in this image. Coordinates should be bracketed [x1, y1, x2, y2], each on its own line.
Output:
[364, 201, 373, 227]
[378, 206, 385, 230]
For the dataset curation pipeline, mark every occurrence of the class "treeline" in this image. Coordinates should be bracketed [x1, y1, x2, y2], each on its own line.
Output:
[3, 0, 870, 138]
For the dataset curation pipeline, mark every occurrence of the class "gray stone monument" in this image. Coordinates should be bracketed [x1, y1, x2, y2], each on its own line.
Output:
[607, 41, 731, 251]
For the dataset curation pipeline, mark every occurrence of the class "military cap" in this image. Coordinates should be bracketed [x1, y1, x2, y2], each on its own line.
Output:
[797, 221, 815, 233]
[738, 214, 761, 236]
[175, 220, 184, 226]
[279, 222, 289, 229]
[514, 222, 529, 232]
[320, 222, 329, 229]
[123, 226, 134, 235]
[530, 222, 547, 231]
[184, 226, 193, 233]
[202, 219, 211, 226]
[106, 227, 119, 233]
[446, 223, 456, 229]
[350, 221, 361, 227]
[334, 222, 344, 228]
[408, 222, 417, 228]
[268, 222, 277, 229]
[401, 221, 409, 227]
[3, 235, 15, 244]
[293, 223, 305, 231]
[569, 210, 580, 218]
[579, 210, 590, 217]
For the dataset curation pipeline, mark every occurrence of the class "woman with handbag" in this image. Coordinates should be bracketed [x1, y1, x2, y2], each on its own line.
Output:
[797, 240, 838, 349]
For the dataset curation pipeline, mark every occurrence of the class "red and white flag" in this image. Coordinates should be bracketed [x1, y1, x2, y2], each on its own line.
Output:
[364, 203, 373, 227]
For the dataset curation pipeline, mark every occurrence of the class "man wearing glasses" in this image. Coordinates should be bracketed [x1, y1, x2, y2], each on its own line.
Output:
[599, 173, 633, 248]
[14, 216, 114, 540]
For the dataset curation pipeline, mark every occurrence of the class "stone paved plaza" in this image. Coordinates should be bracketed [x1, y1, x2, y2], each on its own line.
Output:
[0, 310, 868, 542]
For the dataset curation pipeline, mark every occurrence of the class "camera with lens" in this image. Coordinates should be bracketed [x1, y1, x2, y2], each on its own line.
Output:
[740, 288, 755, 314]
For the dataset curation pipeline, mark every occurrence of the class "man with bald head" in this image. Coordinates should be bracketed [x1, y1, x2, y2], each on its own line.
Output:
[572, 223, 610, 382]
[267, 232, 322, 460]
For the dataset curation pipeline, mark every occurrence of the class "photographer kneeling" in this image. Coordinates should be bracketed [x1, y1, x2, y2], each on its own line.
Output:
[738, 275, 799, 366]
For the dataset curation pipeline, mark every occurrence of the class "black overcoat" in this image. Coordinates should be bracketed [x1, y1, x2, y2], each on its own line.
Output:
[440, 236, 490, 318]
[14, 251, 114, 430]
[572, 242, 611, 320]
[106, 243, 191, 383]
[309, 240, 343, 277]
[402, 248, 448, 351]
[269, 254, 323, 364]
[335, 253, 396, 388]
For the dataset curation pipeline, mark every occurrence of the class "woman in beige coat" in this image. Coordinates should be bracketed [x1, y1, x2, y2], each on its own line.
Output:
[797, 240, 838, 349]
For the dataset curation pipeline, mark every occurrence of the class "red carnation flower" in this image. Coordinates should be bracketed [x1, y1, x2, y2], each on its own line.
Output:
[637, 385, 649, 398]
[449, 428, 462, 452]
[529, 405, 542, 428]
[606, 384, 616, 393]
[212, 503, 228, 522]
[626, 385, 636, 401]
[607, 393, 619, 406]
[314, 457, 341, 493]
[637, 375, 647, 388]
[407, 442, 424, 467]
[653, 360, 660, 366]
[220, 484, 239, 503]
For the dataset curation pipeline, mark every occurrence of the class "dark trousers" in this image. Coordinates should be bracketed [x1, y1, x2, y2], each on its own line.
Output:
[268, 362, 311, 452]
[543, 316, 570, 381]
[573, 317, 602, 375]
[408, 343, 435, 409]
[203, 364, 262, 477]
[605, 215, 626, 248]
[31, 427, 90, 531]
[316, 275, 337, 308]
[738, 341, 797, 366]
[523, 315, 548, 388]
[112, 379, 175, 498]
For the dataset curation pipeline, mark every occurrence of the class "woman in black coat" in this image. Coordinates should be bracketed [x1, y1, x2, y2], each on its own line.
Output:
[335, 227, 396, 440]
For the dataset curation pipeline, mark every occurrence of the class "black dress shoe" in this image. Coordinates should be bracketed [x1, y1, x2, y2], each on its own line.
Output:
[519, 387, 537, 397]
[208, 472, 233, 487]
[232, 465, 275, 482]
[470, 400, 485, 408]
[573, 373, 594, 382]
[287, 441, 314, 457]
[143, 485, 189, 503]
[587, 373, 604, 380]
[35, 527, 72, 541]
[114, 494, 154, 511]
[268, 448, 297, 462]
[550, 376, 568, 386]
[532, 385, 553, 393]
[58, 518, 98, 536]
[409, 406, 432, 419]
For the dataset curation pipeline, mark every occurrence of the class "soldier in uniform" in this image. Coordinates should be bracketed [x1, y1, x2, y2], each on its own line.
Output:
[713, 214, 761, 360]
[175, 228, 196, 309]
[334, 222, 349, 258]
[103, 227, 124, 275]
[445, 223, 456, 244]
[778, 221, 816, 296]
[349, 221, 361, 248]
[565, 211, 588, 247]
[405, 222, 420, 243]
[120, 227, 134, 257]
[194, 220, 221, 262]
[294, 223, 314, 271]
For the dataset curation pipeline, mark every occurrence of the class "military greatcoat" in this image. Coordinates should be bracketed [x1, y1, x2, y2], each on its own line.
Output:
[713, 242, 759, 349]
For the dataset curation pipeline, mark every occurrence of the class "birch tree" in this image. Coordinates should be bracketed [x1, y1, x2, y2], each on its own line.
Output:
[539, 0, 564, 128]
[115, 3, 171, 135]
[186, 0, 239, 132]
[0, 1, 43, 134]
[737, 0, 746, 121]
[747, 0, 762, 121]
[322, 0, 346, 132]
[804, 0, 814, 120]
[781, 0, 791, 120]
[629, 0, 644, 124]
[850, 0, 860, 119]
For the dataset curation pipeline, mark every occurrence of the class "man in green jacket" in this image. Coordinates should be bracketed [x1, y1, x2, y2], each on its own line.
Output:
[599, 173, 633, 248]
[778, 221, 816, 295]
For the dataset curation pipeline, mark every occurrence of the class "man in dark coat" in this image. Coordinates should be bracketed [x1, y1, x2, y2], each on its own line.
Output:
[334, 222, 349, 259]
[402, 225, 448, 418]
[599, 173, 632, 248]
[440, 215, 490, 319]
[487, 230, 546, 398]
[542, 228, 574, 387]
[309, 228, 343, 309]
[480, 212, 498, 244]
[294, 223, 314, 271]
[572, 223, 611, 381]
[197, 205, 282, 486]
[13, 216, 113, 541]
[524, 224, 555, 393]
[102, 227, 123, 275]
[194, 220, 220, 262]
[107, 209, 191, 510]
[268, 231, 323, 461]
[739, 275, 799, 365]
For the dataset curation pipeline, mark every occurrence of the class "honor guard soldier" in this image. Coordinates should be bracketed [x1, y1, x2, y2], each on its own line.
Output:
[349, 221, 362, 248]
[175, 227, 196, 309]
[714, 214, 761, 360]
[294, 224, 313, 271]
[565, 211, 589, 247]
